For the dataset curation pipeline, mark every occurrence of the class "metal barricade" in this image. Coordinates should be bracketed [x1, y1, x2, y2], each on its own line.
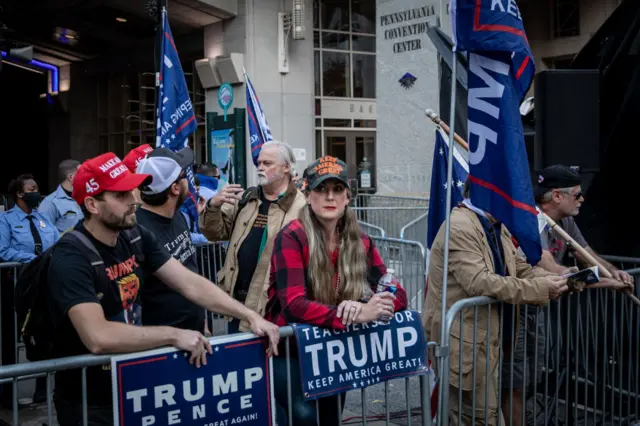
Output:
[1, 243, 230, 376]
[436, 285, 640, 426]
[354, 208, 428, 239]
[195, 241, 226, 283]
[372, 237, 426, 312]
[354, 194, 429, 209]
[359, 220, 387, 238]
[194, 242, 230, 337]
[600, 255, 640, 271]
[601, 256, 640, 294]
[0, 327, 436, 426]
[400, 212, 429, 250]
[0, 263, 26, 380]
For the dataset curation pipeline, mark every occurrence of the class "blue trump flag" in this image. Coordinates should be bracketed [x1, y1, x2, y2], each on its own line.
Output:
[157, 8, 199, 227]
[450, 0, 541, 264]
[427, 128, 469, 250]
[244, 69, 273, 166]
[111, 334, 275, 426]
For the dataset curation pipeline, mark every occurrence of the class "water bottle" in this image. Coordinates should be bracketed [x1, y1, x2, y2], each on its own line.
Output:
[377, 269, 399, 323]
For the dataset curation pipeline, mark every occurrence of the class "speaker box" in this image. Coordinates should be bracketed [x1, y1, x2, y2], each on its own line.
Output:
[534, 69, 600, 176]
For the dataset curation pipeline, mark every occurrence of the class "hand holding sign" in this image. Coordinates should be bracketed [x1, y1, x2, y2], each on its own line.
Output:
[247, 314, 280, 357]
[172, 329, 213, 368]
[113, 334, 274, 426]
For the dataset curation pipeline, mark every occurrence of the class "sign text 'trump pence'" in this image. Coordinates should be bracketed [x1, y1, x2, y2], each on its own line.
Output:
[112, 335, 275, 426]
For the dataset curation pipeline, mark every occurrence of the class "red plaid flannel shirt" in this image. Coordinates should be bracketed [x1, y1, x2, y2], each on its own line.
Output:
[264, 219, 408, 330]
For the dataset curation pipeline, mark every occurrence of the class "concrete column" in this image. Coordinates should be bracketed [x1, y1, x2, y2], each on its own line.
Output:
[203, 0, 315, 186]
[375, 0, 442, 194]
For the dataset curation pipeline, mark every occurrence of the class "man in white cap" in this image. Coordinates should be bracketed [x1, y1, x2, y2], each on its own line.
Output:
[135, 147, 209, 333]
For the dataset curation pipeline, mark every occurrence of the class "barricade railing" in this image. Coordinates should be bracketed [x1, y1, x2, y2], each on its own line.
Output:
[354, 207, 428, 240]
[0, 244, 230, 392]
[601, 256, 640, 286]
[600, 255, 640, 270]
[354, 194, 429, 209]
[400, 212, 429, 250]
[0, 238, 429, 424]
[436, 283, 640, 426]
[0, 263, 24, 377]
[372, 237, 426, 313]
[194, 242, 230, 336]
[0, 327, 436, 426]
[359, 220, 387, 238]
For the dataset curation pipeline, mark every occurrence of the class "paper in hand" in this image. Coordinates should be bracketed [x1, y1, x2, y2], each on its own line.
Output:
[564, 265, 600, 286]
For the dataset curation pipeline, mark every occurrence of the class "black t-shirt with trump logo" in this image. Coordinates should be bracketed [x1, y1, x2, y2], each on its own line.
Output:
[234, 191, 272, 302]
[48, 222, 171, 405]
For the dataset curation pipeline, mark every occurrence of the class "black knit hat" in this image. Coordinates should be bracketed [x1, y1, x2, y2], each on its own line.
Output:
[534, 165, 581, 198]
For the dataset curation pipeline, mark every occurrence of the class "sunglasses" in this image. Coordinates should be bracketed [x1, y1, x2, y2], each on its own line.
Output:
[559, 189, 582, 200]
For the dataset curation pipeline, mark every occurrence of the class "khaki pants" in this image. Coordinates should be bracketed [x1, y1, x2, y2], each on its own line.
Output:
[448, 367, 506, 426]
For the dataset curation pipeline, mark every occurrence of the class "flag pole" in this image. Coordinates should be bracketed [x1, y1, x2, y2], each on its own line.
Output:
[155, 1, 168, 147]
[436, 45, 459, 426]
[155, 1, 167, 90]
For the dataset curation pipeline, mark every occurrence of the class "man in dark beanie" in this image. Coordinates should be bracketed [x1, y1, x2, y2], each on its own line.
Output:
[534, 164, 632, 284]
[501, 165, 634, 426]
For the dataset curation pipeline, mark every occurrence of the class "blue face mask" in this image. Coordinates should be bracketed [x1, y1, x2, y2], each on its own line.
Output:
[196, 174, 219, 191]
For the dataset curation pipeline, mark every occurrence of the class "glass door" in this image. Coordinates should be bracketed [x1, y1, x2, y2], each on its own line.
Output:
[324, 131, 376, 188]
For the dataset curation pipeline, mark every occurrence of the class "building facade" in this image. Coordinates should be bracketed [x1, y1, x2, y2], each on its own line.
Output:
[201, 0, 620, 195]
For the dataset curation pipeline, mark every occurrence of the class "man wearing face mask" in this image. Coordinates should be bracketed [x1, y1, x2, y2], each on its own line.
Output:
[134, 147, 206, 332]
[0, 174, 59, 263]
[200, 141, 306, 333]
[39, 159, 83, 233]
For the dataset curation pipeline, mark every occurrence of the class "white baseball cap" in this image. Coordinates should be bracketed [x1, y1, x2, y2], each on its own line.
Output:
[136, 147, 194, 194]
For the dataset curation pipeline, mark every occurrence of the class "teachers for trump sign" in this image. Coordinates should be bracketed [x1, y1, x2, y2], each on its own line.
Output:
[293, 310, 428, 400]
[111, 334, 274, 426]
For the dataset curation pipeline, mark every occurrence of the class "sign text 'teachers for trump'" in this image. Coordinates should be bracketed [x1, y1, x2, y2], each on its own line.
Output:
[293, 310, 428, 400]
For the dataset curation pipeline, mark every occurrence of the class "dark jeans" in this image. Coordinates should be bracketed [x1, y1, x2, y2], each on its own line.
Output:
[273, 355, 346, 426]
[54, 396, 112, 426]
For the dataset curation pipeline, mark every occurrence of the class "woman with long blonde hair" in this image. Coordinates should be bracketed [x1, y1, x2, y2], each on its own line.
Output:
[264, 156, 408, 425]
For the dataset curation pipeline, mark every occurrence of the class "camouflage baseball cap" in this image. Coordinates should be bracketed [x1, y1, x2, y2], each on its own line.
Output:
[304, 156, 350, 190]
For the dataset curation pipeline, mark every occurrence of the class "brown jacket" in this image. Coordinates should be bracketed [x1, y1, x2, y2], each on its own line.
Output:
[423, 206, 551, 391]
[199, 181, 306, 331]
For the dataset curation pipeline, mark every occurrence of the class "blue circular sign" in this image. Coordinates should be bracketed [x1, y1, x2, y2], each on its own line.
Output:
[218, 83, 234, 121]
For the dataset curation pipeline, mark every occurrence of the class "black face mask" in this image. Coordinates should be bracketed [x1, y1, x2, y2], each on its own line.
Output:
[22, 192, 41, 209]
